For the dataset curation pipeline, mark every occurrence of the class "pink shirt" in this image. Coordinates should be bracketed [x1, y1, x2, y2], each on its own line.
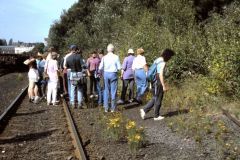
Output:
[87, 57, 101, 71]
[45, 59, 58, 82]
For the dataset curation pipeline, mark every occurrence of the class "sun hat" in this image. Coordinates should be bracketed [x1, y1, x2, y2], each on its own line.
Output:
[107, 44, 114, 52]
[136, 48, 144, 55]
[128, 48, 134, 54]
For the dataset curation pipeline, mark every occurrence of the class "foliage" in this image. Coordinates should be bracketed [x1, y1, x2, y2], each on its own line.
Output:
[163, 78, 240, 159]
[99, 111, 145, 154]
[48, 0, 240, 96]
[125, 120, 145, 154]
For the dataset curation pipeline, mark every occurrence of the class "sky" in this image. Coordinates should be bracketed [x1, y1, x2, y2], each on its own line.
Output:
[0, 0, 78, 43]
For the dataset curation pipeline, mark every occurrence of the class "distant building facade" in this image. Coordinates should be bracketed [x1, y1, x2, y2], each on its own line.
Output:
[0, 46, 34, 54]
[15, 46, 34, 54]
[0, 46, 15, 54]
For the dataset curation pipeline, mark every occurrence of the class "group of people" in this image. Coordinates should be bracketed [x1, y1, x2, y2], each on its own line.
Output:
[24, 43, 175, 121]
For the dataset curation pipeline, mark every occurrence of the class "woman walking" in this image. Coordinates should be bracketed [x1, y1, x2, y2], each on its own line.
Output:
[132, 48, 148, 104]
[140, 49, 175, 120]
[117, 48, 135, 104]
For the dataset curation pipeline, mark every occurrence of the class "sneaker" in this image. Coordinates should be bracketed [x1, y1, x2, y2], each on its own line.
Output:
[89, 94, 94, 99]
[29, 98, 34, 103]
[110, 110, 114, 113]
[154, 116, 164, 121]
[117, 99, 124, 105]
[34, 96, 40, 104]
[53, 102, 59, 106]
[140, 109, 145, 120]
[128, 99, 134, 103]
[47, 102, 51, 106]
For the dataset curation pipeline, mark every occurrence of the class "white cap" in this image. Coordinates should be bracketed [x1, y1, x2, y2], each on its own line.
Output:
[128, 48, 134, 54]
[107, 44, 114, 52]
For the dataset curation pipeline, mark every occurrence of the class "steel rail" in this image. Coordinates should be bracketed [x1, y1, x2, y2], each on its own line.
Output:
[62, 97, 87, 160]
[222, 108, 240, 127]
[0, 85, 28, 130]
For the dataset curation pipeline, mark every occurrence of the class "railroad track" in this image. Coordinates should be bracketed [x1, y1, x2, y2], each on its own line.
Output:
[0, 86, 87, 159]
[221, 108, 240, 128]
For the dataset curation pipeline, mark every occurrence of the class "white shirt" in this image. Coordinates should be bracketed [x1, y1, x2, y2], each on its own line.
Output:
[28, 68, 39, 82]
[98, 52, 121, 72]
[63, 52, 73, 69]
[132, 55, 147, 70]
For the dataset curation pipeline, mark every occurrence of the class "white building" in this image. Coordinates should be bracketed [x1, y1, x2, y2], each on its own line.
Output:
[15, 46, 34, 54]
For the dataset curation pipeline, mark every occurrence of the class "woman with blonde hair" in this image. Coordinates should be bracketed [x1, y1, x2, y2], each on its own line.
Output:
[132, 48, 148, 104]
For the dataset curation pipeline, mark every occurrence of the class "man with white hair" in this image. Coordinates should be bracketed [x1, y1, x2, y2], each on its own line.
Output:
[99, 44, 121, 112]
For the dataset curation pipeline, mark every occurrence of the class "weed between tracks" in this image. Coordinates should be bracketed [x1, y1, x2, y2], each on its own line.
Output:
[98, 111, 145, 155]
[162, 77, 240, 160]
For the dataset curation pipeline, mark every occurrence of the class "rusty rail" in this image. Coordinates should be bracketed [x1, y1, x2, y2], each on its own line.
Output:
[222, 108, 240, 127]
[62, 97, 87, 160]
[0, 85, 28, 131]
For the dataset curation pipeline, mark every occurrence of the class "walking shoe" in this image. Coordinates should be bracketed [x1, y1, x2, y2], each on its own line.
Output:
[153, 116, 164, 121]
[117, 99, 124, 105]
[128, 99, 134, 103]
[89, 94, 94, 99]
[53, 102, 59, 106]
[34, 96, 40, 104]
[29, 98, 34, 103]
[140, 109, 146, 120]
[47, 102, 51, 106]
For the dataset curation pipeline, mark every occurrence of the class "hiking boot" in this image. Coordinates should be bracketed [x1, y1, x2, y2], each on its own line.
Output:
[153, 116, 164, 121]
[140, 109, 146, 120]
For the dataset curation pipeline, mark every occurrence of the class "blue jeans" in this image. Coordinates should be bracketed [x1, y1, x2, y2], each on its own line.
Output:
[135, 69, 147, 101]
[70, 72, 83, 106]
[103, 72, 118, 111]
[67, 70, 71, 97]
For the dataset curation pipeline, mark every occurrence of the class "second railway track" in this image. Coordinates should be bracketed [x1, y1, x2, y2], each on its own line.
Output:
[0, 87, 87, 160]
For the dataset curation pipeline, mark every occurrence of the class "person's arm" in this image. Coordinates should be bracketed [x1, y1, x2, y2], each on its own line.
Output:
[86, 58, 90, 76]
[143, 56, 148, 74]
[116, 56, 121, 71]
[121, 58, 127, 78]
[159, 63, 167, 91]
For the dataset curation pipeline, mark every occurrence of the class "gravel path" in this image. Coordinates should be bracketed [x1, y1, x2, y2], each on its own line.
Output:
[0, 97, 76, 160]
[122, 106, 206, 160]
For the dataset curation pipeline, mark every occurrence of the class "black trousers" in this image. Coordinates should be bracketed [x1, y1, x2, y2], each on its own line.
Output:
[89, 71, 97, 95]
[120, 78, 134, 101]
[143, 80, 164, 118]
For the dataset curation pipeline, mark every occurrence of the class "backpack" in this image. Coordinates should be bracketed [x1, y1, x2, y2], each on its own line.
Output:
[147, 61, 161, 82]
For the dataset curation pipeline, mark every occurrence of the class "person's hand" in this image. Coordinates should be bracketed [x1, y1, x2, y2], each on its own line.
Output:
[163, 85, 168, 92]
[120, 74, 123, 80]
[87, 71, 91, 77]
